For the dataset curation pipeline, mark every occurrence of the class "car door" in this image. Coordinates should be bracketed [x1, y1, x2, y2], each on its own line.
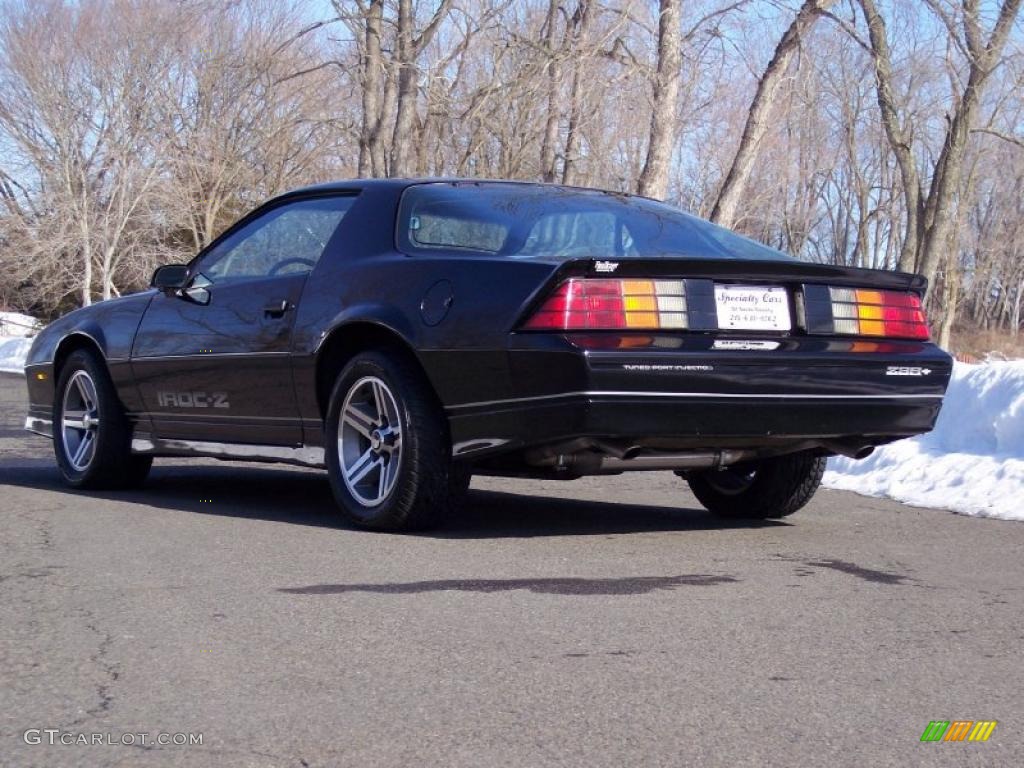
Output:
[132, 195, 356, 445]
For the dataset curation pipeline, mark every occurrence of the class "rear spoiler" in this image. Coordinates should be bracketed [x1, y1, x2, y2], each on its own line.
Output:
[553, 257, 925, 293]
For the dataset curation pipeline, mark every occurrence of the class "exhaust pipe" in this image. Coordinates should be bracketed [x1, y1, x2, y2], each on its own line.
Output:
[534, 449, 754, 475]
[598, 451, 752, 472]
[820, 441, 875, 460]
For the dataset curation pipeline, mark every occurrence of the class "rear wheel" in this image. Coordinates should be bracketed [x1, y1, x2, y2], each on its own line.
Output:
[53, 349, 152, 489]
[325, 350, 467, 531]
[685, 452, 825, 519]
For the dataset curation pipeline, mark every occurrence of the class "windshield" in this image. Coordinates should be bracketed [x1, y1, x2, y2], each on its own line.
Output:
[397, 182, 794, 262]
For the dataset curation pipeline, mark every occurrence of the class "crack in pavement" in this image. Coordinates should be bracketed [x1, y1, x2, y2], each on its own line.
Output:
[0, 564, 65, 585]
[62, 615, 121, 730]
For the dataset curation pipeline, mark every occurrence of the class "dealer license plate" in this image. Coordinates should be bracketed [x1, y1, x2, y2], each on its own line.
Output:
[714, 284, 791, 331]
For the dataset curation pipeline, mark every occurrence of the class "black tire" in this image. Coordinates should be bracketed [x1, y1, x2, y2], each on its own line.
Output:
[685, 452, 826, 519]
[324, 350, 466, 531]
[53, 349, 152, 489]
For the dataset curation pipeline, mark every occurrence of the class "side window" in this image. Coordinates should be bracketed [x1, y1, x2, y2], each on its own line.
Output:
[199, 196, 355, 282]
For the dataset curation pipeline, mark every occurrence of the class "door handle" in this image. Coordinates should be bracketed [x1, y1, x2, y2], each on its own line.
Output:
[263, 300, 292, 318]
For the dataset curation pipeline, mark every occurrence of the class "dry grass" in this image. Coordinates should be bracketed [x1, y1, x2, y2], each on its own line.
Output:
[947, 328, 1024, 361]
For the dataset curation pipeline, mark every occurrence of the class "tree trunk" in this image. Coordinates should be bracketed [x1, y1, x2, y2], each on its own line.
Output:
[561, 1, 592, 186]
[711, 0, 835, 229]
[390, 0, 416, 177]
[637, 0, 681, 200]
[357, 0, 383, 177]
[539, 0, 561, 183]
[859, 0, 923, 273]
[79, 209, 92, 307]
[102, 247, 114, 301]
[1011, 277, 1022, 337]
[81, 246, 92, 306]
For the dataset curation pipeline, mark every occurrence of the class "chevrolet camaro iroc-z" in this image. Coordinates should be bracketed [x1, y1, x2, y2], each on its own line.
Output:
[24, 179, 953, 530]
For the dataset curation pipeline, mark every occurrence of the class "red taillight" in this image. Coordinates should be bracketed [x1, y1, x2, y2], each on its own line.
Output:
[829, 287, 930, 340]
[522, 278, 688, 330]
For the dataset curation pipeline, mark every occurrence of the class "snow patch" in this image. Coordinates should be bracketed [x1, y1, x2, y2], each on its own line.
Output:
[0, 311, 39, 374]
[824, 361, 1024, 521]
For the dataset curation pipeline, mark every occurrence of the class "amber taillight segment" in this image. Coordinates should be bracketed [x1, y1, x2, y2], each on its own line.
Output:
[522, 278, 688, 330]
[829, 287, 930, 340]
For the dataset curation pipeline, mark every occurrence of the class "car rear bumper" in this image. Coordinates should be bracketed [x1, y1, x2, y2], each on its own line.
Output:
[446, 333, 952, 458]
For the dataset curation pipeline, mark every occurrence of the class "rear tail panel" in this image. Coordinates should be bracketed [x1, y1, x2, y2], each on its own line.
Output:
[446, 257, 951, 458]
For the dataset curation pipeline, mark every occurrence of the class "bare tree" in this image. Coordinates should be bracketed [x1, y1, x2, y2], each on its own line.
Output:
[859, 0, 1023, 295]
[352, 0, 391, 176]
[637, 0, 681, 199]
[391, 0, 454, 176]
[0, 0, 176, 304]
[561, 1, 595, 186]
[335, 0, 455, 178]
[0, 0, 1021, 344]
[158, 0, 337, 252]
[711, 0, 836, 228]
[857, 0, 925, 273]
[539, 0, 564, 183]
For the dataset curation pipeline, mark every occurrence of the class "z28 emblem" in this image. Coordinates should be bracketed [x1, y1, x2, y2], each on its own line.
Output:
[885, 366, 932, 377]
[157, 391, 230, 408]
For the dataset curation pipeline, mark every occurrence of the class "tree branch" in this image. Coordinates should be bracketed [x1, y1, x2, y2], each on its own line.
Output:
[972, 127, 1024, 149]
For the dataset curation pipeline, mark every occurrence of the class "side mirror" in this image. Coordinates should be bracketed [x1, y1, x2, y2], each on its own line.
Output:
[150, 264, 189, 291]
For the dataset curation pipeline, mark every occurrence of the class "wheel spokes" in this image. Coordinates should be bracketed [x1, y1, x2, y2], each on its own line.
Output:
[371, 380, 387, 423]
[75, 374, 96, 411]
[62, 410, 88, 430]
[71, 430, 94, 468]
[338, 375, 403, 507]
[346, 447, 383, 486]
[378, 458, 388, 498]
[342, 402, 376, 439]
[62, 370, 101, 471]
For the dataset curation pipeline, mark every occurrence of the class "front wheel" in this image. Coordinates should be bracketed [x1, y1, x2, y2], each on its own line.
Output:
[685, 452, 826, 519]
[324, 351, 467, 531]
[53, 349, 152, 489]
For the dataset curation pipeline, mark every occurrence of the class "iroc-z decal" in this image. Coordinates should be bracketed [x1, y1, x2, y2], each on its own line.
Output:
[157, 391, 230, 408]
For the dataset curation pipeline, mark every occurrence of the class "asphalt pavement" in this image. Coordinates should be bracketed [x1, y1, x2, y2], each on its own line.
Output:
[1, 372, 1022, 767]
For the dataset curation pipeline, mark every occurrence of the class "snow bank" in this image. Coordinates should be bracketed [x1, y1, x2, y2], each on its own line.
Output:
[824, 361, 1024, 521]
[0, 311, 39, 335]
[0, 311, 39, 374]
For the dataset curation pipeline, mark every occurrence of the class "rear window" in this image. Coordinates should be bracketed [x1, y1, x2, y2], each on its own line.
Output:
[397, 182, 793, 262]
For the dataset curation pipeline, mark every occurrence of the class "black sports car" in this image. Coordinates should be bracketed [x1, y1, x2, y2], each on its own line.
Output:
[24, 179, 952, 530]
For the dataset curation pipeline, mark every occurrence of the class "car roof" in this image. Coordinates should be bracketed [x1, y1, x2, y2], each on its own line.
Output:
[280, 177, 644, 200]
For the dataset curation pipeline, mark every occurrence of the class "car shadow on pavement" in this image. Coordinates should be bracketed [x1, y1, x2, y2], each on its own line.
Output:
[0, 461, 787, 537]
[437, 489, 787, 538]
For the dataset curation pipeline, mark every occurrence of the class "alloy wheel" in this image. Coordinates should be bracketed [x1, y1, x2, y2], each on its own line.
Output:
[338, 376, 403, 507]
[61, 370, 100, 472]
